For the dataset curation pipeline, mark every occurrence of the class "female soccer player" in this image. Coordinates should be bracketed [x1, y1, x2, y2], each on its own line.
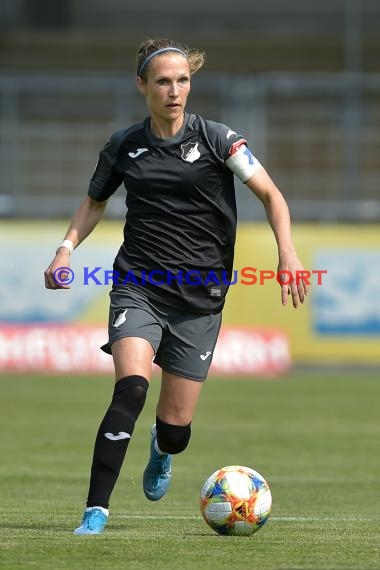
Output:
[44, 38, 309, 535]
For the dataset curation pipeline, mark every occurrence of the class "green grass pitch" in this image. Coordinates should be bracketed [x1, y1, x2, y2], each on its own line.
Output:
[0, 371, 379, 570]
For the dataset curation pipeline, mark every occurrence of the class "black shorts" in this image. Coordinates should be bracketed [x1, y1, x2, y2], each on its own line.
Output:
[101, 286, 222, 381]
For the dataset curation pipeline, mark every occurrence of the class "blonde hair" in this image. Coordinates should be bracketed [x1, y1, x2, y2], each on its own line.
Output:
[136, 38, 205, 79]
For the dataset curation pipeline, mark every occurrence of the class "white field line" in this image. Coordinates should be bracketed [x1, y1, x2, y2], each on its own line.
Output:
[5, 512, 378, 523]
[113, 514, 378, 522]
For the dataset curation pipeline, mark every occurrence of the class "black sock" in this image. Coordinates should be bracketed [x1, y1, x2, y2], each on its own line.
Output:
[156, 416, 192, 454]
[86, 375, 149, 508]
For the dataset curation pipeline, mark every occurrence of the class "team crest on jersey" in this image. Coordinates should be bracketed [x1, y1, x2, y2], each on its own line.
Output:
[180, 142, 201, 163]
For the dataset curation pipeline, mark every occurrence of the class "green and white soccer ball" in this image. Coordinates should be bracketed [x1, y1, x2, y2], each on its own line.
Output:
[200, 465, 272, 536]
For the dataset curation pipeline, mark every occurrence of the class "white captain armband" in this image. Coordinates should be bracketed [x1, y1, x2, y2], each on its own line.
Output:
[225, 142, 262, 183]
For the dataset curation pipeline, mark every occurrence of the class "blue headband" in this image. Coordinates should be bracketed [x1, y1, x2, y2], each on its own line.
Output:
[138, 47, 187, 76]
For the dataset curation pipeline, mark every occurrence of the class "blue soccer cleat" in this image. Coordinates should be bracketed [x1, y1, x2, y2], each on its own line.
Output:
[143, 424, 172, 501]
[73, 506, 109, 535]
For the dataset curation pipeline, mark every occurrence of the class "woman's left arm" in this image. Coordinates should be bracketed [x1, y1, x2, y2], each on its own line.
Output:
[245, 167, 310, 308]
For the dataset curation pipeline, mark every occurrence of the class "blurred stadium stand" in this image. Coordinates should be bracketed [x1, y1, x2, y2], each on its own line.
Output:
[0, 0, 379, 221]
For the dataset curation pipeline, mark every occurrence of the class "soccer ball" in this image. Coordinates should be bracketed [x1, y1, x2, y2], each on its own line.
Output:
[200, 465, 272, 536]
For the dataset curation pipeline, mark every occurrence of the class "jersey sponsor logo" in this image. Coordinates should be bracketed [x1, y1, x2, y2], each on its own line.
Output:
[200, 351, 212, 360]
[180, 141, 201, 163]
[104, 431, 131, 441]
[128, 147, 149, 158]
[112, 308, 128, 328]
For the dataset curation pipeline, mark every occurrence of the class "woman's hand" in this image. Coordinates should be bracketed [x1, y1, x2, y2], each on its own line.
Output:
[277, 250, 310, 308]
[44, 249, 72, 290]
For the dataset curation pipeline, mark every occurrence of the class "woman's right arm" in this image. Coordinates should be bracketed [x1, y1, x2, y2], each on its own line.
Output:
[44, 195, 108, 289]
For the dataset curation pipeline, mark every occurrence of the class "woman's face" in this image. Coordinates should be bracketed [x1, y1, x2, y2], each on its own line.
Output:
[137, 53, 191, 124]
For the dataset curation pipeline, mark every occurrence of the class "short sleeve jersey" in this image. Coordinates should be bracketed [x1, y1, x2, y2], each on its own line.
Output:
[88, 113, 247, 314]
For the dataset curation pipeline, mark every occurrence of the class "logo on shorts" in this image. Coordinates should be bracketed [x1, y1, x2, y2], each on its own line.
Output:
[200, 351, 212, 361]
[112, 308, 128, 328]
[180, 142, 201, 163]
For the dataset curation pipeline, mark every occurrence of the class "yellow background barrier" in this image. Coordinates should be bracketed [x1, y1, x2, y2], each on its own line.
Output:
[225, 223, 380, 364]
[1, 221, 379, 364]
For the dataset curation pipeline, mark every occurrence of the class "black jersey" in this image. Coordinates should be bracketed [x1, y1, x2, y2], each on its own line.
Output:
[88, 113, 246, 313]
